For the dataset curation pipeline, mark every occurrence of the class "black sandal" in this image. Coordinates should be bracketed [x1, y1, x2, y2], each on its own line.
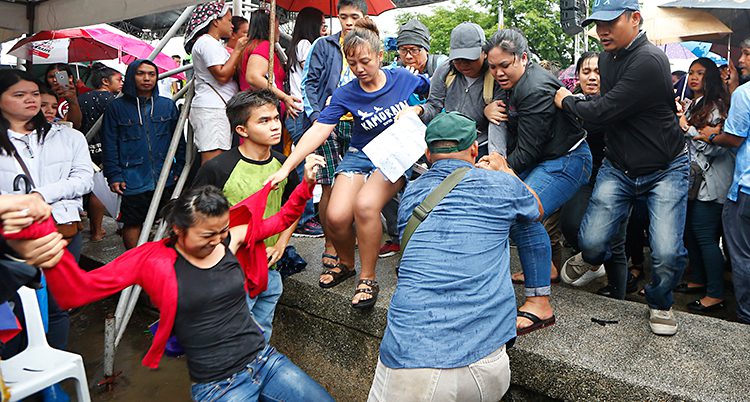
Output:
[321, 253, 339, 269]
[352, 279, 379, 310]
[319, 263, 355, 289]
[516, 310, 556, 336]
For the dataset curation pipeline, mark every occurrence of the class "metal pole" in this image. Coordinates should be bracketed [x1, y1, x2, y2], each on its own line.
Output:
[25, 4, 34, 70]
[498, 1, 504, 30]
[158, 63, 193, 80]
[114, 82, 195, 346]
[147, 5, 196, 61]
[234, 0, 243, 17]
[102, 314, 115, 380]
[105, 5, 196, 379]
[86, 64, 194, 143]
[583, 0, 589, 53]
[268, 0, 276, 88]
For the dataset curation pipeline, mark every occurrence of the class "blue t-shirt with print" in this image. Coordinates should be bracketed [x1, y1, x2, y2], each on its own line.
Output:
[318, 67, 430, 150]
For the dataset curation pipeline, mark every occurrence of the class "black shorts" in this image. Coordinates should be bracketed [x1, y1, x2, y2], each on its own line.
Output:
[119, 187, 174, 227]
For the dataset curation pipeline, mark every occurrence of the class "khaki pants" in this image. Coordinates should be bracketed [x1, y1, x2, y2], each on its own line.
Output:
[367, 345, 510, 402]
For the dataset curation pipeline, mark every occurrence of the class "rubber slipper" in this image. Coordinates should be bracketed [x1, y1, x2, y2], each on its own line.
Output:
[516, 310, 556, 336]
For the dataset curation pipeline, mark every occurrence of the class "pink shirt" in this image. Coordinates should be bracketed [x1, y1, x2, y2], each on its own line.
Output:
[239, 40, 287, 116]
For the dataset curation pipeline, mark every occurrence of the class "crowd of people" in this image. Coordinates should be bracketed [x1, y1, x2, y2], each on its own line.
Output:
[1, 0, 750, 400]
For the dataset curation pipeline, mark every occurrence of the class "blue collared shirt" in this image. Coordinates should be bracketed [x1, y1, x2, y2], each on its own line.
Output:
[379, 159, 540, 369]
[725, 82, 750, 201]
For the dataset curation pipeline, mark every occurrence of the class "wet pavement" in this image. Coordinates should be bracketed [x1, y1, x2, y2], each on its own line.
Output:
[66, 297, 190, 401]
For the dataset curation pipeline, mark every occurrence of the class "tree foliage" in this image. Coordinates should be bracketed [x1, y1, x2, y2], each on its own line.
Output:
[397, 0, 584, 66]
[490, 0, 574, 65]
[395, 2, 498, 57]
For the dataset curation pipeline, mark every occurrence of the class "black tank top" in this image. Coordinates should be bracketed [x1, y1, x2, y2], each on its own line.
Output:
[172, 235, 264, 383]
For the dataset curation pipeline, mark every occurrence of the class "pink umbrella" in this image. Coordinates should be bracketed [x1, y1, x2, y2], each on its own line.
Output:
[9, 27, 184, 78]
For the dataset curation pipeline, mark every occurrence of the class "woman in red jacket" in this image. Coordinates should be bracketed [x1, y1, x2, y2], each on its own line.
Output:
[3, 157, 333, 402]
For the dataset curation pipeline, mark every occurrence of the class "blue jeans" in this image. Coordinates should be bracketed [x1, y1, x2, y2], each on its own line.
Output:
[66, 231, 82, 262]
[246, 270, 282, 343]
[190, 345, 333, 402]
[686, 200, 725, 299]
[512, 141, 593, 296]
[722, 191, 750, 323]
[285, 115, 315, 227]
[579, 154, 689, 309]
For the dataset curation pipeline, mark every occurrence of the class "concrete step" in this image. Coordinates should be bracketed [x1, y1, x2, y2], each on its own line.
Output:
[274, 238, 749, 402]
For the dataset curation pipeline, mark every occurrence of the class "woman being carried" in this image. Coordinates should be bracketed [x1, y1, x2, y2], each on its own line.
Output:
[267, 18, 430, 309]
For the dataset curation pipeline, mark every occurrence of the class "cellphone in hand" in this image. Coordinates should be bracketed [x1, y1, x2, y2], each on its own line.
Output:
[54, 70, 69, 89]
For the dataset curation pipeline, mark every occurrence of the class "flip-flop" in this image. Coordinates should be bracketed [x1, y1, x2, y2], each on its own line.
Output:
[516, 310, 556, 336]
[321, 253, 339, 269]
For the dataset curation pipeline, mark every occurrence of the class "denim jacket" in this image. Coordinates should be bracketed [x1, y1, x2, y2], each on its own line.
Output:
[101, 60, 185, 196]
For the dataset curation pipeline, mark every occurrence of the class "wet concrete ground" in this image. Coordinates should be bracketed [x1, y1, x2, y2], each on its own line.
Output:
[60, 217, 740, 401]
[66, 296, 191, 401]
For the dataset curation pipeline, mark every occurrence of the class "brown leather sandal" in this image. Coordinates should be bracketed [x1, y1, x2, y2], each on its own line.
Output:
[319, 263, 355, 289]
[351, 279, 379, 310]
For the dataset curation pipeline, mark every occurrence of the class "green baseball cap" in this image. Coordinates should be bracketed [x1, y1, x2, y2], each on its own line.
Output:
[425, 112, 477, 154]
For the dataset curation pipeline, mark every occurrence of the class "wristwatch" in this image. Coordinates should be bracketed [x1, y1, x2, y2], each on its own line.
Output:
[708, 133, 718, 144]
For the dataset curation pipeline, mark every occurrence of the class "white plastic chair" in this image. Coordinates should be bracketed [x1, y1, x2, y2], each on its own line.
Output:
[1, 286, 91, 402]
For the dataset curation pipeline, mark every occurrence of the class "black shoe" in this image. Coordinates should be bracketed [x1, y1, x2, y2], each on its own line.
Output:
[674, 283, 706, 294]
[687, 299, 724, 313]
[597, 285, 617, 298]
[626, 272, 642, 293]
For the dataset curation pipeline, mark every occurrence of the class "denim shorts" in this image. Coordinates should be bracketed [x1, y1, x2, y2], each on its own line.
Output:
[335, 147, 379, 178]
[335, 147, 412, 183]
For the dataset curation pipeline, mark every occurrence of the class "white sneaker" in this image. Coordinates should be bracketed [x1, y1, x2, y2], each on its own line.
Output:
[649, 308, 678, 336]
[561, 253, 605, 287]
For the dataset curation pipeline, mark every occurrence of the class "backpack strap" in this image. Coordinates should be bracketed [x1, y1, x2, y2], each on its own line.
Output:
[483, 70, 495, 105]
[401, 167, 470, 251]
[444, 70, 495, 105]
[444, 70, 457, 89]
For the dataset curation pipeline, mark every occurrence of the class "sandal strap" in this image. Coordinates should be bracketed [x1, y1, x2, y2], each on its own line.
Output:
[320, 263, 353, 277]
[357, 278, 378, 288]
[354, 287, 374, 295]
[321, 253, 339, 260]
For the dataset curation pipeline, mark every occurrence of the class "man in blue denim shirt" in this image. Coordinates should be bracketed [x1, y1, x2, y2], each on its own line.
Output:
[369, 112, 542, 401]
[102, 60, 185, 249]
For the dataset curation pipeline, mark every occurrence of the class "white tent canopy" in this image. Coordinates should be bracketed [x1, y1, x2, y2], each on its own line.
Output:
[0, 0, 200, 42]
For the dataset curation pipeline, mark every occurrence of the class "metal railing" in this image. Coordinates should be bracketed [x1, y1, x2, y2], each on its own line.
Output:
[98, 4, 198, 379]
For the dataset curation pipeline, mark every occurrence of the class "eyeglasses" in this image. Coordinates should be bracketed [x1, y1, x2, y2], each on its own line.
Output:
[398, 47, 423, 57]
